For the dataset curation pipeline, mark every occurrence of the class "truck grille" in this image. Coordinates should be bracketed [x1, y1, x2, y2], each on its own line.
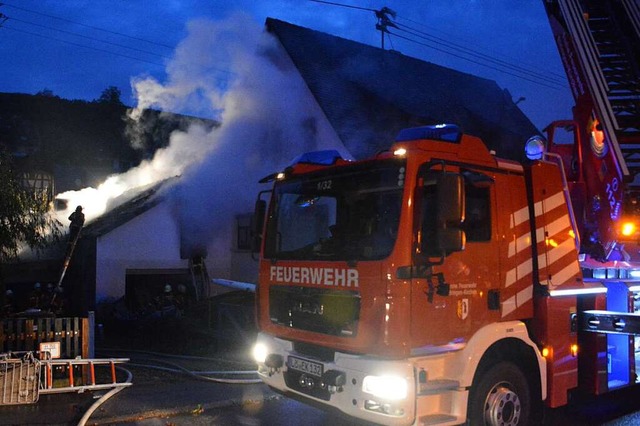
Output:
[269, 286, 360, 337]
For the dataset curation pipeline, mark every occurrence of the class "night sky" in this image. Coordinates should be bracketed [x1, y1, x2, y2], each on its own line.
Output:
[0, 0, 573, 131]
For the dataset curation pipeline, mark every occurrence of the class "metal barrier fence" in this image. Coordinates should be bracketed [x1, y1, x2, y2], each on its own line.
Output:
[0, 317, 91, 359]
[0, 352, 40, 405]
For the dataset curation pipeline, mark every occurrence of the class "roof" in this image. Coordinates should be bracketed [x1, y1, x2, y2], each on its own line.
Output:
[266, 18, 539, 161]
[80, 178, 174, 238]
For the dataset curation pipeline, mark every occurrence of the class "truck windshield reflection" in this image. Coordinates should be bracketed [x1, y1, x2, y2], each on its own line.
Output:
[264, 160, 406, 261]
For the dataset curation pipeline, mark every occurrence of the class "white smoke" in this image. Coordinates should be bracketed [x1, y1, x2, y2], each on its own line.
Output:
[53, 12, 348, 266]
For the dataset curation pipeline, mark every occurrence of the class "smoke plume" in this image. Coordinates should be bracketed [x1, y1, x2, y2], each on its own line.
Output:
[53, 12, 348, 270]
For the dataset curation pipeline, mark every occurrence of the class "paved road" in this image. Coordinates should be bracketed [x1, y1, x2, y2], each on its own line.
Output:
[101, 388, 640, 426]
[3, 360, 640, 425]
[92, 382, 640, 426]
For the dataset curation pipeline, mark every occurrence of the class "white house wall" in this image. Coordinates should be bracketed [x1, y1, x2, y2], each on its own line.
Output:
[96, 202, 185, 302]
[93, 33, 351, 303]
[225, 32, 351, 285]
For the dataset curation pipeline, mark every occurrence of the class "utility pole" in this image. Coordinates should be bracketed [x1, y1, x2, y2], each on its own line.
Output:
[311, 0, 398, 50]
[309, 1, 398, 50]
[375, 7, 397, 49]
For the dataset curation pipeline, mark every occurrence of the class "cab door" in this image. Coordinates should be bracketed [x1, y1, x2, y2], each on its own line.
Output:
[409, 167, 501, 348]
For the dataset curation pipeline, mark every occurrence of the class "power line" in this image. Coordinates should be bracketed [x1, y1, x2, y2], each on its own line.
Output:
[309, 1, 396, 49]
[395, 14, 568, 82]
[309, 0, 376, 13]
[2, 24, 236, 86]
[8, 16, 170, 60]
[2, 24, 236, 89]
[393, 22, 566, 89]
[1, 25, 166, 67]
[2, 2, 174, 49]
[0, 6, 236, 80]
[388, 30, 565, 91]
[307, 0, 568, 91]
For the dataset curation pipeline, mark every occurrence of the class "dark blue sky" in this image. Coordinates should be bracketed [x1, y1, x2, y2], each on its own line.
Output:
[0, 0, 574, 131]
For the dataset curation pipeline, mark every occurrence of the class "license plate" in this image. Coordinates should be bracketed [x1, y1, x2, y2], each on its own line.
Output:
[287, 356, 323, 377]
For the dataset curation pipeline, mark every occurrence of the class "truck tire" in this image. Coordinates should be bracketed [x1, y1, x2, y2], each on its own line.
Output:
[467, 361, 531, 426]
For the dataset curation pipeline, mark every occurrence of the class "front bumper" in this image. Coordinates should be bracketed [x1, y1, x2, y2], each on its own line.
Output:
[254, 332, 416, 426]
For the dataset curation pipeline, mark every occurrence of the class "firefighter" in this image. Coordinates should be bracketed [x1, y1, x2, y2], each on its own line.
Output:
[28, 282, 43, 309]
[50, 286, 65, 316]
[152, 284, 175, 316]
[175, 284, 188, 312]
[68, 205, 85, 240]
[161, 284, 175, 309]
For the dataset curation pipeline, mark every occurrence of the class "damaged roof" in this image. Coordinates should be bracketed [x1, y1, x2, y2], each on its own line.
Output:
[266, 18, 539, 161]
[80, 178, 174, 238]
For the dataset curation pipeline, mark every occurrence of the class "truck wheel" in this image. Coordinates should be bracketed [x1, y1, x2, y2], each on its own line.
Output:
[467, 361, 531, 426]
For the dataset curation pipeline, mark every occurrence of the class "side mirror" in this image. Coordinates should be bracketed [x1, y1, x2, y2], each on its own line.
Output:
[438, 228, 465, 254]
[252, 198, 267, 253]
[436, 173, 465, 253]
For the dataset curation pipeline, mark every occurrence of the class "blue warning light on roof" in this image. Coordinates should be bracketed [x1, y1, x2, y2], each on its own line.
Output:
[289, 150, 344, 166]
[395, 124, 462, 143]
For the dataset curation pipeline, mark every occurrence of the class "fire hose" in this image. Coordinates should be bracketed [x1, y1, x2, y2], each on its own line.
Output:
[96, 347, 262, 384]
[77, 349, 262, 425]
[77, 367, 133, 426]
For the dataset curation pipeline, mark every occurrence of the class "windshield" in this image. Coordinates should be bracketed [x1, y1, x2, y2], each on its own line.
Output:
[264, 159, 406, 261]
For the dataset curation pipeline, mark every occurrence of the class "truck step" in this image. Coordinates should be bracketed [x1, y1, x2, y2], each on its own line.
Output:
[419, 413, 464, 425]
[418, 379, 460, 395]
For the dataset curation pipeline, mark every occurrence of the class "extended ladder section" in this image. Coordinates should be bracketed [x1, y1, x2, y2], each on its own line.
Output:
[39, 357, 131, 395]
[189, 256, 211, 300]
[57, 227, 82, 288]
[557, 0, 640, 184]
[0, 352, 130, 405]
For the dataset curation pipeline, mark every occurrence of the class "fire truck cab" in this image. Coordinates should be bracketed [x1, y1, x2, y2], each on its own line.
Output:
[253, 0, 640, 423]
[253, 124, 591, 425]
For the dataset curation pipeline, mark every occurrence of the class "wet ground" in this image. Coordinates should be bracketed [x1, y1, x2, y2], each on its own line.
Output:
[3, 307, 640, 425]
[0, 347, 265, 425]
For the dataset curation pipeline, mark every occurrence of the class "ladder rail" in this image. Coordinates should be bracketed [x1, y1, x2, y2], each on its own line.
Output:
[39, 357, 131, 394]
[39, 382, 132, 395]
[622, 0, 640, 40]
[559, 0, 628, 178]
[57, 228, 82, 288]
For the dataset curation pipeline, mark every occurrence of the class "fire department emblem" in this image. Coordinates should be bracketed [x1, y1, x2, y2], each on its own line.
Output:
[457, 298, 469, 320]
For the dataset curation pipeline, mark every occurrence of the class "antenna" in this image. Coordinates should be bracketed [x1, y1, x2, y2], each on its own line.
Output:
[310, 1, 397, 49]
[375, 7, 397, 49]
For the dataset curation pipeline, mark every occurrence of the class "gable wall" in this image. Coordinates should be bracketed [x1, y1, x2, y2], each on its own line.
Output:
[96, 202, 185, 301]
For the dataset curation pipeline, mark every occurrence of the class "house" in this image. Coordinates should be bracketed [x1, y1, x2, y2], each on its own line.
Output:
[265, 18, 538, 161]
[5, 18, 540, 315]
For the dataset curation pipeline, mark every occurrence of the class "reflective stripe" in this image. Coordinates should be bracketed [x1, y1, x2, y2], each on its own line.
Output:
[503, 190, 577, 317]
[505, 259, 533, 288]
[539, 254, 582, 287]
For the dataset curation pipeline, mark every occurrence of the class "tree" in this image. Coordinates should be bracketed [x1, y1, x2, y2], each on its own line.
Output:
[96, 86, 124, 105]
[35, 88, 57, 98]
[0, 148, 61, 263]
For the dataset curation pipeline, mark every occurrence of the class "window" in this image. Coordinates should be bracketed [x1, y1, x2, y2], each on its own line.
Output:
[462, 170, 492, 242]
[236, 214, 252, 251]
[263, 159, 406, 261]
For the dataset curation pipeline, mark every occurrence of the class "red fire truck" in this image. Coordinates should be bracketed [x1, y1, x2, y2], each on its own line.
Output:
[251, 1, 640, 425]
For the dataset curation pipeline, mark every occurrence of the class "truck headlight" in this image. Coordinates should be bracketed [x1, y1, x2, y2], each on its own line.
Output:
[362, 375, 408, 400]
[253, 342, 269, 364]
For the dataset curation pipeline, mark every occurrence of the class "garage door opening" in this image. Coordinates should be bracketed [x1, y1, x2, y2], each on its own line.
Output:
[125, 269, 192, 315]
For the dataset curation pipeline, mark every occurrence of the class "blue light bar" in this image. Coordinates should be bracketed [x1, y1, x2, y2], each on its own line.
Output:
[395, 124, 462, 143]
[289, 150, 343, 166]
